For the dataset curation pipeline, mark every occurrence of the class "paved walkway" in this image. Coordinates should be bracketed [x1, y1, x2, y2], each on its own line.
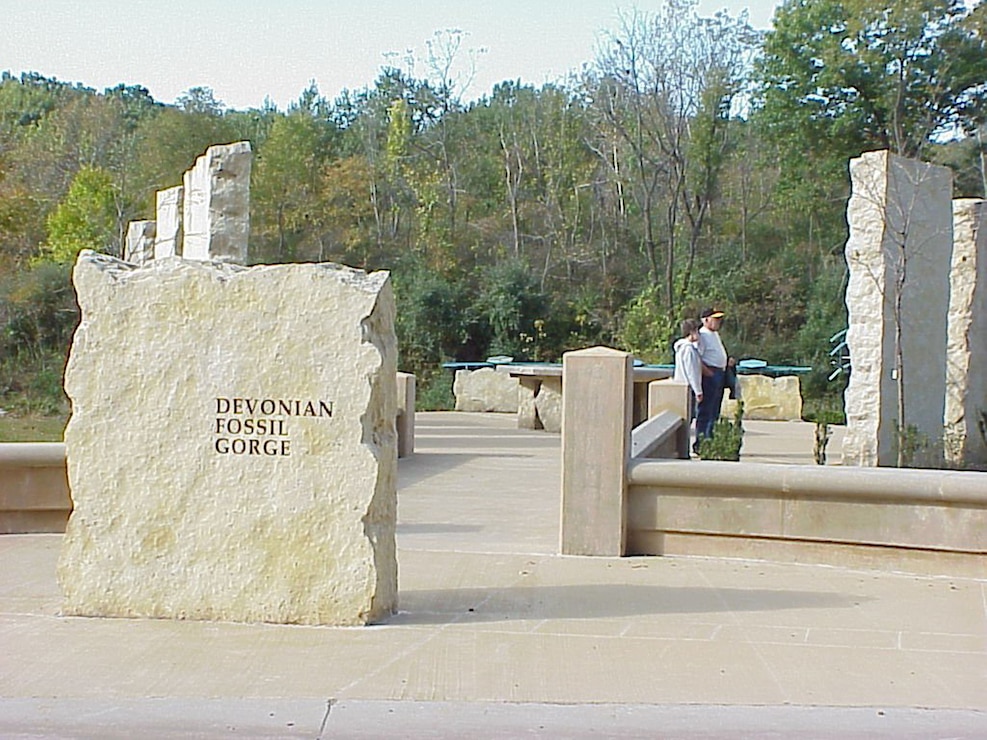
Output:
[1, 412, 985, 738]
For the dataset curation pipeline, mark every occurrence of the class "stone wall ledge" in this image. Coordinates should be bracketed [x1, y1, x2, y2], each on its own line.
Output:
[628, 459, 987, 505]
[0, 442, 66, 466]
[627, 460, 987, 563]
[0, 443, 71, 534]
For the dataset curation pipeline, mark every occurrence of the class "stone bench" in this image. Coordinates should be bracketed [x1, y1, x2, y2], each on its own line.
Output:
[499, 363, 672, 433]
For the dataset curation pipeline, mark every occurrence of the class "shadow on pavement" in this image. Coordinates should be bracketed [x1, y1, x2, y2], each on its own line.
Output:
[398, 451, 539, 487]
[388, 584, 867, 625]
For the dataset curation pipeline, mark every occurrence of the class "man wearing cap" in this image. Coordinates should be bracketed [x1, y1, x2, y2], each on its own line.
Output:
[695, 307, 729, 451]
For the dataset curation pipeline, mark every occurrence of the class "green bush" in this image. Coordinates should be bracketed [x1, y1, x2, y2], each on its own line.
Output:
[614, 285, 675, 364]
[697, 402, 745, 461]
[415, 370, 456, 411]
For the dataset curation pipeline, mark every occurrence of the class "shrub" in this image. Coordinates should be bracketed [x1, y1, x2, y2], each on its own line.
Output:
[698, 401, 745, 461]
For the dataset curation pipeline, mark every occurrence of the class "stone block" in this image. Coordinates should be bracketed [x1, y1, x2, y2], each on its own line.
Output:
[124, 220, 156, 265]
[59, 251, 397, 626]
[534, 376, 563, 433]
[841, 151, 952, 466]
[154, 185, 183, 259]
[183, 142, 251, 264]
[453, 368, 519, 413]
[945, 199, 987, 469]
[721, 375, 802, 421]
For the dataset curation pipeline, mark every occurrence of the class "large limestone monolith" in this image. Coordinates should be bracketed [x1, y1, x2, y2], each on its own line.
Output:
[182, 142, 251, 263]
[154, 185, 183, 259]
[842, 150, 953, 467]
[58, 251, 397, 626]
[945, 199, 987, 469]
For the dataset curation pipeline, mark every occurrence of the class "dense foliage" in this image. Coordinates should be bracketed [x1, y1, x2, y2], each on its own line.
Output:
[1, 1, 985, 414]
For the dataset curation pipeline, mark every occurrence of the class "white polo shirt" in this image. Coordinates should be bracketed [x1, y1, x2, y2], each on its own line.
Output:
[698, 327, 727, 370]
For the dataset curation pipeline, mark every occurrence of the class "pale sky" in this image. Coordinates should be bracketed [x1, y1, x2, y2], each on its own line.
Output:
[3, 0, 783, 111]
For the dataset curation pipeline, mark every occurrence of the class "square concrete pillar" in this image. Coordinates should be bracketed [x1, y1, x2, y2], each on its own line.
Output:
[396, 372, 416, 458]
[649, 380, 691, 459]
[560, 347, 633, 556]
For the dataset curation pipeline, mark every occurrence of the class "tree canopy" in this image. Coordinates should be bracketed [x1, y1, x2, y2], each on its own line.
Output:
[1, 0, 985, 414]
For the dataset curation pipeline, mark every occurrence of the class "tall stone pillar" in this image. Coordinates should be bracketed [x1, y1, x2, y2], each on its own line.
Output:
[154, 185, 183, 259]
[842, 150, 953, 467]
[945, 199, 987, 468]
[560, 347, 632, 556]
[183, 141, 251, 264]
[124, 220, 156, 265]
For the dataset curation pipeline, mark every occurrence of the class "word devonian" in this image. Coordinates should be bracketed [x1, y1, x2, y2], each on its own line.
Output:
[216, 397, 333, 417]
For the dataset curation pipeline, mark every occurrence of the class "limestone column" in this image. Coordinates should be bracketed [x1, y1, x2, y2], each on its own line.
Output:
[183, 141, 251, 264]
[945, 199, 987, 468]
[124, 220, 155, 265]
[560, 347, 632, 556]
[154, 185, 183, 259]
[842, 150, 953, 467]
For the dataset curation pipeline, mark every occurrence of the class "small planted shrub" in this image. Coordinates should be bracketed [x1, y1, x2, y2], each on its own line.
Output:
[698, 402, 745, 461]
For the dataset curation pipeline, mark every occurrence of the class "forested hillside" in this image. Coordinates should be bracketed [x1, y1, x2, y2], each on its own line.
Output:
[2, 0, 985, 414]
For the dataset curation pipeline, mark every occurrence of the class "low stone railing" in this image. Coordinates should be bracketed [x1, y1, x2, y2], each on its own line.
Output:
[559, 346, 987, 577]
[0, 373, 417, 535]
[0, 443, 71, 534]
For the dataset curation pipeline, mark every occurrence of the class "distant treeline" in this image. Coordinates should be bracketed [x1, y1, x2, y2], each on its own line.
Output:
[1, 0, 985, 412]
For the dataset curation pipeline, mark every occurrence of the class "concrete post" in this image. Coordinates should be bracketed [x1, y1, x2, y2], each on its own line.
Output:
[396, 372, 416, 458]
[560, 347, 633, 556]
[648, 380, 691, 459]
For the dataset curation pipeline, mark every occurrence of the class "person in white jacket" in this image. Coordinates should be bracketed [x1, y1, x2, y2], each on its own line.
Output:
[672, 318, 703, 416]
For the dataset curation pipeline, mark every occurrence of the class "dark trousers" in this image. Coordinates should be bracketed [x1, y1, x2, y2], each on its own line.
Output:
[696, 367, 726, 441]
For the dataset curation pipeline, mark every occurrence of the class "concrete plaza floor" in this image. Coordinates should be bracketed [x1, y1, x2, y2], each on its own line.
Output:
[1, 412, 985, 738]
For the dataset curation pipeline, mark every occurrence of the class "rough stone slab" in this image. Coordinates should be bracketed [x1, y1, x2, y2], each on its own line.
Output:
[452, 368, 518, 413]
[534, 377, 563, 433]
[59, 251, 397, 626]
[722, 375, 802, 421]
[154, 185, 183, 259]
[841, 151, 952, 466]
[945, 199, 987, 469]
[124, 221, 156, 265]
[182, 142, 251, 263]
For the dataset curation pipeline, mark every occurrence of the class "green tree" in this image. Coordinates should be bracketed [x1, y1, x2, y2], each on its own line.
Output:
[758, 0, 987, 160]
[590, 1, 759, 315]
[37, 166, 117, 263]
[251, 107, 333, 263]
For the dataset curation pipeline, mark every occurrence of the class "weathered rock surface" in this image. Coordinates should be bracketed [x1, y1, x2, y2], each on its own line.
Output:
[841, 151, 952, 467]
[58, 251, 397, 626]
[946, 199, 987, 469]
[182, 142, 251, 263]
[453, 368, 519, 413]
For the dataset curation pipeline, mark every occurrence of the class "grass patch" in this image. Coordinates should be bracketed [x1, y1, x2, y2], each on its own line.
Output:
[0, 413, 68, 442]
